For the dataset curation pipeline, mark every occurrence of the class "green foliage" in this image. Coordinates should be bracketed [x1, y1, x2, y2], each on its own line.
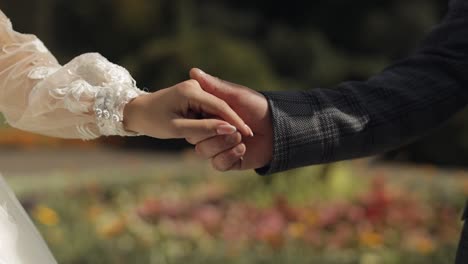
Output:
[1, 0, 465, 164]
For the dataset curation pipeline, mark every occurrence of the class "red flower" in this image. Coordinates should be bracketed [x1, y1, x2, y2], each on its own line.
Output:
[362, 177, 391, 224]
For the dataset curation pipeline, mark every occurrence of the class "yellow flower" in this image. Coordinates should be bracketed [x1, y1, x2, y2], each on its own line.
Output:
[302, 211, 317, 225]
[33, 205, 60, 226]
[359, 231, 383, 248]
[97, 218, 127, 239]
[86, 205, 103, 222]
[415, 237, 435, 255]
[287, 223, 306, 239]
[406, 234, 436, 255]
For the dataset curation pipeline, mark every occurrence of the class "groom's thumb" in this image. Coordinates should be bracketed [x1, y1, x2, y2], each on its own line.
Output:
[190, 68, 236, 101]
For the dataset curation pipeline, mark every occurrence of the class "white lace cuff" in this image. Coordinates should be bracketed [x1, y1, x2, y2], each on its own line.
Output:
[94, 84, 143, 137]
[71, 53, 148, 138]
[14, 53, 148, 140]
[0, 9, 150, 140]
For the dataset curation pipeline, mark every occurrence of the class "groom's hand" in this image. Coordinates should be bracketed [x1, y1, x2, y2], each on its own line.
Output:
[189, 68, 273, 171]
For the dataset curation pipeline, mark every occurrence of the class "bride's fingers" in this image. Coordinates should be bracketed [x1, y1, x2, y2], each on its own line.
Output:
[191, 90, 254, 137]
[211, 144, 246, 172]
[194, 132, 242, 158]
[187, 126, 241, 145]
[172, 118, 237, 140]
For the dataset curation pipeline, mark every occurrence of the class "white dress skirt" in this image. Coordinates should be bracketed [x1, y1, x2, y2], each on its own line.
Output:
[0, 176, 57, 264]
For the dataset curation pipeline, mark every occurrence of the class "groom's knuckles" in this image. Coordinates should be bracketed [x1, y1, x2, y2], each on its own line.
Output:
[212, 158, 231, 172]
[212, 144, 246, 171]
[225, 132, 242, 145]
[229, 160, 242, 171]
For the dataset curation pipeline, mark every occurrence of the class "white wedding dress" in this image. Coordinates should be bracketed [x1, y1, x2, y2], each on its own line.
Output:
[0, 10, 147, 264]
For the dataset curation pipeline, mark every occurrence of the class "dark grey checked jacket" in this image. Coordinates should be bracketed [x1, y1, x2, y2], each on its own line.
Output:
[257, 0, 468, 262]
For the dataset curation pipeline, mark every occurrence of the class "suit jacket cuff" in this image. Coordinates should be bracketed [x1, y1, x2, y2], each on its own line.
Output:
[255, 91, 322, 175]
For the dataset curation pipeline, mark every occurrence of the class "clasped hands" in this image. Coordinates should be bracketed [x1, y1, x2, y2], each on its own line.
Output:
[123, 68, 273, 172]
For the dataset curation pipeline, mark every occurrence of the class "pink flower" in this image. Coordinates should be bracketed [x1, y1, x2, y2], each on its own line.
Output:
[192, 205, 224, 235]
[137, 199, 190, 223]
[254, 209, 286, 249]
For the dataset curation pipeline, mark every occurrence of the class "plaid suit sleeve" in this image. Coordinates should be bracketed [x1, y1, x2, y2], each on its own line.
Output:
[256, 0, 468, 175]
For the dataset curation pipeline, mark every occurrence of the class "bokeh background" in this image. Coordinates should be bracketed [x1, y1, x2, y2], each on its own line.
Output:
[0, 0, 467, 263]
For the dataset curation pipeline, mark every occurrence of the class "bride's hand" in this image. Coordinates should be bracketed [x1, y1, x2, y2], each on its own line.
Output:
[122, 80, 253, 141]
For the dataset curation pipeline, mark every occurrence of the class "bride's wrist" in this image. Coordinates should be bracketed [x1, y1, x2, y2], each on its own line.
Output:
[122, 94, 147, 134]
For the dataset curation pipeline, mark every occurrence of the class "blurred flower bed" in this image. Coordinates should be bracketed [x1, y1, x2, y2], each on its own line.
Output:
[13, 161, 467, 264]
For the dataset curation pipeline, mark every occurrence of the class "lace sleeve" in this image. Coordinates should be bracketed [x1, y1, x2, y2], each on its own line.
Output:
[0, 10, 147, 140]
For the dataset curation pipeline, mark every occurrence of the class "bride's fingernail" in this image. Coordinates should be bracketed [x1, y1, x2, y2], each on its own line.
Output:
[217, 125, 237, 135]
[245, 125, 254, 137]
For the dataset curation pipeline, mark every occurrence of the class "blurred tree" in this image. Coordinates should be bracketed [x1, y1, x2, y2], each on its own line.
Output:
[0, 0, 466, 166]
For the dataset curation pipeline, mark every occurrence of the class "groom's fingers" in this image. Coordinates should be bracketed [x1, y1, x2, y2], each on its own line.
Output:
[211, 144, 246, 172]
[194, 133, 242, 158]
[190, 89, 253, 137]
[229, 159, 243, 171]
